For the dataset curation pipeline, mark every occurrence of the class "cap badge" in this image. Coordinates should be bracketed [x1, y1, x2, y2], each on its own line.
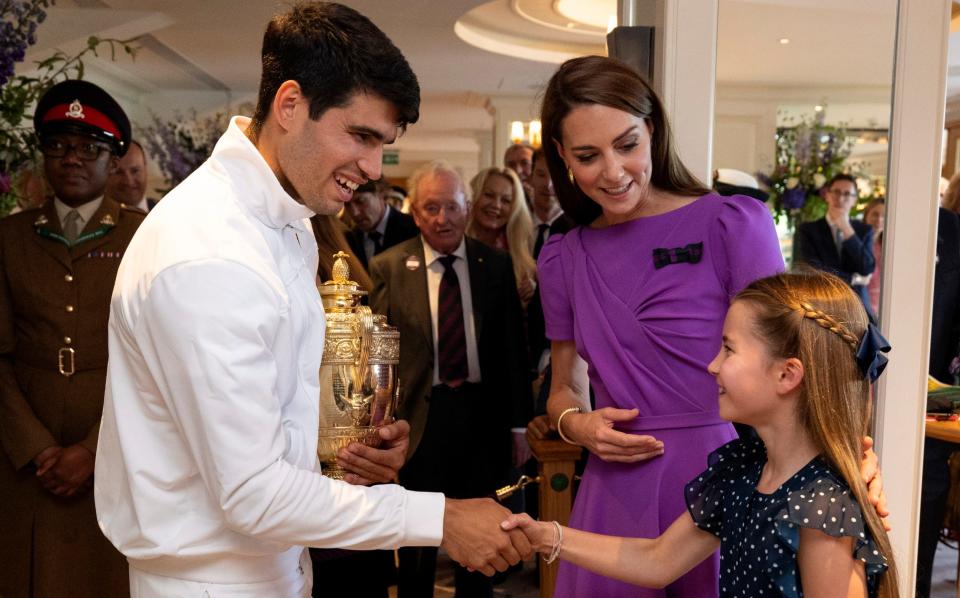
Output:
[66, 100, 85, 120]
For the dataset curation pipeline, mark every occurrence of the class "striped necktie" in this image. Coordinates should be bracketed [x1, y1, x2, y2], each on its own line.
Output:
[437, 255, 468, 385]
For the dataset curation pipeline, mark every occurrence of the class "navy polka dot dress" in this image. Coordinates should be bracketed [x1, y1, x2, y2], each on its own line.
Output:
[684, 438, 888, 597]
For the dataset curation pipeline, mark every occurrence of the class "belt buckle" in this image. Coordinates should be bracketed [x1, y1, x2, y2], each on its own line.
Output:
[58, 347, 75, 377]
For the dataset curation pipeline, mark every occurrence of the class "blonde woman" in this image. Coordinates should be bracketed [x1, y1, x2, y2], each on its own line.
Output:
[467, 167, 537, 305]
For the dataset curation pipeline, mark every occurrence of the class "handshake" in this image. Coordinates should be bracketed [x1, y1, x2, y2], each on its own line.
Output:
[440, 498, 556, 575]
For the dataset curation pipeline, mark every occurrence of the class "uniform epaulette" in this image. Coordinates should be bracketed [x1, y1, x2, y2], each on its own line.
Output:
[118, 203, 148, 216]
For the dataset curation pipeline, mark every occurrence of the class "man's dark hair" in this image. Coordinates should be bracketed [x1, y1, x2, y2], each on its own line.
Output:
[826, 173, 858, 193]
[249, 2, 419, 138]
[355, 180, 379, 195]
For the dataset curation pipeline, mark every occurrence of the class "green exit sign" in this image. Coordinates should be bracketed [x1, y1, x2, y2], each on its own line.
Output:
[383, 150, 399, 165]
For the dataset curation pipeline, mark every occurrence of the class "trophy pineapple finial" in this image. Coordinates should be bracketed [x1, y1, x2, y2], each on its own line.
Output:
[331, 251, 351, 283]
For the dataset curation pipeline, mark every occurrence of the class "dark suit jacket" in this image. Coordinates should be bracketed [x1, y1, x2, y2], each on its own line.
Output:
[368, 236, 531, 466]
[347, 207, 418, 269]
[931, 207, 960, 381]
[794, 217, 876, 315]
[528, 214, 576, 369]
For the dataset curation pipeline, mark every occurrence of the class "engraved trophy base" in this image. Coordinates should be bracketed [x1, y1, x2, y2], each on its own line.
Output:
[317, 425, 383, 479]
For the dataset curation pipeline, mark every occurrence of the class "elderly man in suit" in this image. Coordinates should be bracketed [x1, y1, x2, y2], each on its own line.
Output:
[0, 79, 145, 598]
[794, 173, 876, 318]
[370, 160, 531, 598]
[344, 179, 418, 269]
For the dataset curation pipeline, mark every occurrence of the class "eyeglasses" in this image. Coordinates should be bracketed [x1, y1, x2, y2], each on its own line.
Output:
[828, 189, 858, 199]
[40, 139, 111, 161]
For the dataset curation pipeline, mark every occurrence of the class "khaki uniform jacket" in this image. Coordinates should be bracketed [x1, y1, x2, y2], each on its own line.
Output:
[0, 197, 144, 598]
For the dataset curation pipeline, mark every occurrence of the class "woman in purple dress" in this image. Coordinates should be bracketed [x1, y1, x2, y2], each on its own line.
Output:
[537, 55, 785, 597]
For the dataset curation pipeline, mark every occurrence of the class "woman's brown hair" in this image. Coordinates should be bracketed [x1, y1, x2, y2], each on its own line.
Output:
[734, 271, 898, 598]
[310, 214, 373, 291]
[540, 55, 710, 225]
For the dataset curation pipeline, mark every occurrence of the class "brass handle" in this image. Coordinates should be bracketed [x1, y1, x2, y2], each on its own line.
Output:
[353, 305, 374, 392]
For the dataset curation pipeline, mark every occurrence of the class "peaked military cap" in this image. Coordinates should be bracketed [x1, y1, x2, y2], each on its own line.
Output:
[34, 79, 131, 156]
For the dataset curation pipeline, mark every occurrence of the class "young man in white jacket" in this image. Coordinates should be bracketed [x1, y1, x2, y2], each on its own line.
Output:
[94, 3, 531, 596]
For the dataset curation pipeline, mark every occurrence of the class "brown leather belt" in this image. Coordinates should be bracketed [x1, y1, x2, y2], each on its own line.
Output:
[14, 347, 103, 376]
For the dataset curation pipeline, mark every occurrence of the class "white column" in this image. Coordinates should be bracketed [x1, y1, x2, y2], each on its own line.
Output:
[875, 0, 951, 592]
[654, 0, 718, 185]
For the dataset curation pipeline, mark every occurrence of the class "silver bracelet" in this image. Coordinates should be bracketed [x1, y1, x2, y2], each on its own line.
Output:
[556, 406, 582, 445]
[543, 520, 563, 564]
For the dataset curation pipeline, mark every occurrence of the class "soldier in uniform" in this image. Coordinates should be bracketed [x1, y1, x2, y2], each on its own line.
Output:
[0, 79, 144, 597]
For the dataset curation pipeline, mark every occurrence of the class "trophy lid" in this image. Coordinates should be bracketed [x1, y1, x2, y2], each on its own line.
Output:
[319, 251, 367, 310]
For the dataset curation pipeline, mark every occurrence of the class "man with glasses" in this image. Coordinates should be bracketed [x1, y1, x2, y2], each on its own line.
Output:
[0, 79, 143, 598]
[794, 173, 877, 319]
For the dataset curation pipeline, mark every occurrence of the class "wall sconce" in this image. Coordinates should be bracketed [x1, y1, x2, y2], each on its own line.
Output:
[509, 119, 543, 148]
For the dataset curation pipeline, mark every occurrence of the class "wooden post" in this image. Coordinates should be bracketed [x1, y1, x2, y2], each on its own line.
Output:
[527, 432, 583, 598]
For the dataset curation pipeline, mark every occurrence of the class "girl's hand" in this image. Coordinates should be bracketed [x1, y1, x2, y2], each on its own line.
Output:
[501, 513, 553, 554]
[860, 436, 891, 531]
[565, 407, 664, 463]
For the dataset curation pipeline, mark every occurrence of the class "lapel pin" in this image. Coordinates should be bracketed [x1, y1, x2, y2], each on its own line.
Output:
[33, 215, 49, 227]
[405, 255, 421, 271]
[100, 214, 115, 226]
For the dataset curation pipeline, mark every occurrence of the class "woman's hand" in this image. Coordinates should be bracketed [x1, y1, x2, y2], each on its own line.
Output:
[518, 276, 537, 305]
[563, 407, 664, 463]
[501, 513, 554, 554]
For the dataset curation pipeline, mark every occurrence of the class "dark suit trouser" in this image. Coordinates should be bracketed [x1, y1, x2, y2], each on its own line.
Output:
[311, 548, 395, 598]
[915, 438, 956, 597]
[398, 383, 508, 598]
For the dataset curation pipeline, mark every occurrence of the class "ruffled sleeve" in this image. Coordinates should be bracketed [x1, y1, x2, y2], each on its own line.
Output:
[537, 233, 574, 341]
[771, 475, 889, 595]
[685, 439, 762, 537]
[708, 194, 785, 299]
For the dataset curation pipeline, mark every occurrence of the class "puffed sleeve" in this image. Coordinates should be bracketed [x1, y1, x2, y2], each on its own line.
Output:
[709, 194, 785, 299]
[685, 438, 760, 536]
[771, 475, 888, 594]
[537, 233, 574, 341]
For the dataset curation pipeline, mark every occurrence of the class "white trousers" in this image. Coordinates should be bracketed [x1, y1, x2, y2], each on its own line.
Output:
[129, 549, 313, 598]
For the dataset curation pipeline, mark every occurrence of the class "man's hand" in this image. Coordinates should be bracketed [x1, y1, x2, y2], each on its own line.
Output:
[512, 430, 532, 468]
[860, 436, 891, 531]
[526, 414, 552, 440]
[38, 444, 94, 497]
[337, 419, 410, 485]
[441, 498, 533, 576]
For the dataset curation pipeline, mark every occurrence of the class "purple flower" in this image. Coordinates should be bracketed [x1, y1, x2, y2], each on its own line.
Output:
[782, 187, 807, 210]
[0, 172, 11, 195]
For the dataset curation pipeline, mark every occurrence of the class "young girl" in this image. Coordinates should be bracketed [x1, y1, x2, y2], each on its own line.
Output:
[504, 271, 898, 597]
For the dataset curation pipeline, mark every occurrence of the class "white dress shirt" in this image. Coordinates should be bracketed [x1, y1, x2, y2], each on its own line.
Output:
[530, 207, 564, 253]
[421, 237, 481, 386]
[363, 205, 392, 262]
[95, 116, 444, 586]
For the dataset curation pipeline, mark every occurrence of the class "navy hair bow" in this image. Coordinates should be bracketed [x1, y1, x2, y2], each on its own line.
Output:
[856, 323, 891, 382]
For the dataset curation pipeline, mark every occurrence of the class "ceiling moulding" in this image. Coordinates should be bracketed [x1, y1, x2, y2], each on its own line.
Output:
[25, 7, 174, 60]
[454, 0, 605, 64]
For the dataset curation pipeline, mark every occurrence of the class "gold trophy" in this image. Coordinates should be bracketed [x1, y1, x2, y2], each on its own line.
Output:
[317, 252, 400, 479]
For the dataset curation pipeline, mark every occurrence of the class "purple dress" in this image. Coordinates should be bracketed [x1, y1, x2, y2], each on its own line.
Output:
[539, 193, 784, 597]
